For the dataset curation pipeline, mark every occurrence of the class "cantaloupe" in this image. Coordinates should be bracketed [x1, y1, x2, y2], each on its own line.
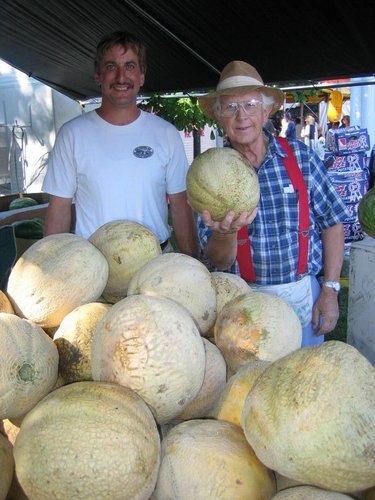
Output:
[88, 219, 162, 299]
[207, 271, 251, 339]
[242, 341, 375, 493]
[13, 381, 161, 500]
[0, 290, 14, 314]
[0, 433, 14, 500]
[53, 302, 111, 383]
[211, 271, 251, 313]
[91, 294, 206, 424]
[7, 233, 109, 328]
[210, 358, 270, 427]
[175, 338, 227, 421]
[186, 147, 260, 220]
[153, 419, 276, 499]
[0, 313, 59, 420]
[272, 486, 355, 499]
[1, 418, 21, 446]
[127, 252, 217, 335]
[215, 291, 302, 372]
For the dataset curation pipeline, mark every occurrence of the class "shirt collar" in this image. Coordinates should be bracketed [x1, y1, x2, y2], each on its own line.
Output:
[263, 130, 289, 159]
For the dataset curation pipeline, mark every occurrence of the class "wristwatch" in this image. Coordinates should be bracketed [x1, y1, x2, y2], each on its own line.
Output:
[322, 280, 341, 293]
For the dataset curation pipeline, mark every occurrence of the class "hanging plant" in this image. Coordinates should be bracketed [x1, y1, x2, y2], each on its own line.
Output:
[138, 94, 223, 137]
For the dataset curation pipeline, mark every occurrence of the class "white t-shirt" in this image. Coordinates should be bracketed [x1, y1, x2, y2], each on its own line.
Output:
[43, 110, 188, 240]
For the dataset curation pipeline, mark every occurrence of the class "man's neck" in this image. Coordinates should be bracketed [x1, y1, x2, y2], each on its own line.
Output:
[95, 105, 141, 126]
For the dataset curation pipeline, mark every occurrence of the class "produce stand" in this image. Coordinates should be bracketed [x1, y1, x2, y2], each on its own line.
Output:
[0, 194, 76, 266]
[0, 203, 49, 261]
[347, 235, 375, 365]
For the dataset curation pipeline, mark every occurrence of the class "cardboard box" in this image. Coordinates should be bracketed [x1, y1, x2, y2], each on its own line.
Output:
[327, 126, 371, 155]
[324, 152, 368, 173]
[327, 165, 369, 244]
[15, 237, 40, 259]
[328, 169, 369, 204]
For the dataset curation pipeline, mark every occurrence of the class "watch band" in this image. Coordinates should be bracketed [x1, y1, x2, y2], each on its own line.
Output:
[322, 280, 341, 292]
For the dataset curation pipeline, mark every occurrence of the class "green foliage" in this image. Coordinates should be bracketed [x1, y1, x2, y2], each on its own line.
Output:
[138, 94, 223, 136]
[329, 286, 348, 343]
[290, 89, 320, 104]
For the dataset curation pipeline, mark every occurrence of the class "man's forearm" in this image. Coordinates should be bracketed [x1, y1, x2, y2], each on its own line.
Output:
[44, 196, 73, 236]
[321, 223, 344, 281]
[169, 193, 199, 258]
[204, 231, 238, 270]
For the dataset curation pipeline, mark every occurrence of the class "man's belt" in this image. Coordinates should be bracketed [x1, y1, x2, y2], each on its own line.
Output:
[160, 239, 169, 250]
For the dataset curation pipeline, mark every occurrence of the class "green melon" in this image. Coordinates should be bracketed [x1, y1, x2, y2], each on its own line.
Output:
[12, 218, 45, 239]
[9, 197, 38, 210]
[358, 187, 375, 238]
[186, 147, 260, 221]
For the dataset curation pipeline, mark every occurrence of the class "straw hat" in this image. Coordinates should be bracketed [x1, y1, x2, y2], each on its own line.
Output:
[199, 60, 285, 119]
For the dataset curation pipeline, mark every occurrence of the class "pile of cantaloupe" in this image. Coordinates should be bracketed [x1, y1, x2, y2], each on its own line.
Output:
[1, 221, 375, 499]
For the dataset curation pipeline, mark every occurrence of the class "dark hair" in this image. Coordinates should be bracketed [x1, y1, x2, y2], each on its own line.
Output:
[94, 31, 147, 74]
[342, 115, 350, 124]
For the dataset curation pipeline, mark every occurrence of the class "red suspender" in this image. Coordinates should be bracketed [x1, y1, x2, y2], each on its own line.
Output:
[236, 137, 310, 281]
[237, 225, 256, 281]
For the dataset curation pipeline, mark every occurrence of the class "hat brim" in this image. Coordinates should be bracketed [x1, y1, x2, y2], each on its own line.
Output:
[199, 85, 285, 120]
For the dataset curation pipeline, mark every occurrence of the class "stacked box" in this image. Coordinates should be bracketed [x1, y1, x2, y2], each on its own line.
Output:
[324, 135, 371, 251]
[326, 126, 371, 155]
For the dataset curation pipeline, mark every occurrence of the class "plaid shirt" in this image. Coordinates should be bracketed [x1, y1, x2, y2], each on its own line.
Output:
[198, 134, 349, 285]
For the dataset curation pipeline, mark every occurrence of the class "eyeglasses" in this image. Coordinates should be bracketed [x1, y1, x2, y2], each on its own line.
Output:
[220, 99, 263, 117]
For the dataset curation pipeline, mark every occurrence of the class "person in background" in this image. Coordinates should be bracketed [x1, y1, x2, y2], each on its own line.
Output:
[295, 117, 303, 140]
[301, 114, 318, 149]
[284, 111, 296, 139]
[263, 118, 276, 136]
[279, 112, 288, 137]
[42, 31, 198, 257]
[197, 60, 349, 347]
[340, 115, 350, 128]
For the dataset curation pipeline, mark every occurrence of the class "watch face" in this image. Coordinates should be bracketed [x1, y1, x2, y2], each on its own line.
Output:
[324, 281, 340, 292]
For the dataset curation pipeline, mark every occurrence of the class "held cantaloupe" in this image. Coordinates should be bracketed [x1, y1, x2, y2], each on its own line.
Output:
[186, 147, 260, 220]
[214, 291, 302, 372]
[13, 381, 161, 500]
[91, 294, 206, 424]
[53, 302, 111, 383]
[127, 252, 217, 335]
[153, 419, 276, 499]
[0, 313, 59, 420]
[7, 233, 109, 328]
[88, 219, 162, 299]
[242, 341, 375, 493]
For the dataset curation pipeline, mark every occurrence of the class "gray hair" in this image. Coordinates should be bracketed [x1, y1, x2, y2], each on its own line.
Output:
[213, 91, 274, 116]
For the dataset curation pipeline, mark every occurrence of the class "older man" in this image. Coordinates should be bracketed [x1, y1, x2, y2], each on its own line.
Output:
[198, 60, 348, 347]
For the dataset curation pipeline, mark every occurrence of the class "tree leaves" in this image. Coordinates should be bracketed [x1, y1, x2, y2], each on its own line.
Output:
[138, 94, 223, 136]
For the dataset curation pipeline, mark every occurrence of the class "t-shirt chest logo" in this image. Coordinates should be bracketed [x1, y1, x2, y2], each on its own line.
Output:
[133, 146, 154, 159]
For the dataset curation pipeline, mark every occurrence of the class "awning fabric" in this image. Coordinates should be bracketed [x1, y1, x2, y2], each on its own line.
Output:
[0, 0, 374, 101]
